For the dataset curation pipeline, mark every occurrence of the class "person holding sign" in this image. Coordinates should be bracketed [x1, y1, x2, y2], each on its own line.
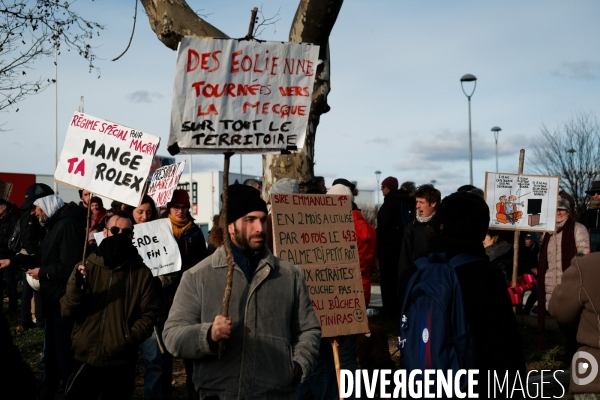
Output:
[163, 184, 320, 400]
[60, 211, 159, 400]
[163, 189, 208, 400]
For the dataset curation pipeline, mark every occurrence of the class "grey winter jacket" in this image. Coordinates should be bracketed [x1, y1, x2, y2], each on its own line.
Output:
[163, 246, 321, 400]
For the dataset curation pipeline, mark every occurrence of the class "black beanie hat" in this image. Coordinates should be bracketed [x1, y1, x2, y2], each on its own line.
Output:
[225, 184, 268, 223]
[431, 191, 490, 242]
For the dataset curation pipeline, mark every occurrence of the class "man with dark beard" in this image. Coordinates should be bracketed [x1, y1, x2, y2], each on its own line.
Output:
[163, 184, 321, 400]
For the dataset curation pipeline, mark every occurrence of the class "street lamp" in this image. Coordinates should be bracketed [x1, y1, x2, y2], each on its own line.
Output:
[491, 126, 502, 173]
[375, 170, 381, 207]
[461, 74, 477, 185]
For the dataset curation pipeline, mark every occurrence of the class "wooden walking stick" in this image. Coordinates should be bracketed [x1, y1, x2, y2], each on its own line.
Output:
[330, 339, 344, 400]
[217, 7, 259, 359]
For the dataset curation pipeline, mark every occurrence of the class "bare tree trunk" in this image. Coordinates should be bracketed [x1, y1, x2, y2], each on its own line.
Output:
[262, 0, 343, 201]
[140, 0, 229, 50]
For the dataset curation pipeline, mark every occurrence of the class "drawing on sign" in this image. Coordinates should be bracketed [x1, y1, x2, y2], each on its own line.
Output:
[147, 161, 186, 207]
[485, 173, 559, 232]
[167, 37, 319, 154]
[271, 193, 369, 337]
[54, 112, 161, 207]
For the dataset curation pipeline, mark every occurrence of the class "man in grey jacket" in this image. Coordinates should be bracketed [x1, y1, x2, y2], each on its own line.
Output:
[163, 184, 321, 400]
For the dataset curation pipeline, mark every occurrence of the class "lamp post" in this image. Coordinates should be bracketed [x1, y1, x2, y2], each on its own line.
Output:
[375, 170, 381, 207]
[491, 126, 501, 173]
[460, 74, 477, 185]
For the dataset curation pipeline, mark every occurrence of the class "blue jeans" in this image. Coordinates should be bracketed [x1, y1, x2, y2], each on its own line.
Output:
[141, 327, 163, 400]
[39, 316, 75, 400]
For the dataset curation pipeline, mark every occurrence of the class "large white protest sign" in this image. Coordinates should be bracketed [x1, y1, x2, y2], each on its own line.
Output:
[168, 37, 320, 154]
[94, 219, 182, 277]
[485, 172, 560, 232]
[55, 112, 161, 207]
[147, 161, 186, 207]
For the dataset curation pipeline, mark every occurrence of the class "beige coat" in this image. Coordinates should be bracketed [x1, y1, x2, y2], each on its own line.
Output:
[548, 253, 600, 394]
[543, 219, 589, 308]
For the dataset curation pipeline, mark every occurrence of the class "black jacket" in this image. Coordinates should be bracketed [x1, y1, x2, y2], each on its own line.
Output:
[0, 213, 18, 259]
[376, 189, 414, 264]
[8, 212, 46, 270]
[38, 202, 87, 318]
[579, 208, 600, 230]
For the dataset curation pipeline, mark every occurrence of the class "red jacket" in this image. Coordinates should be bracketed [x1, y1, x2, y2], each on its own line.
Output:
[353, 210, 377, 306]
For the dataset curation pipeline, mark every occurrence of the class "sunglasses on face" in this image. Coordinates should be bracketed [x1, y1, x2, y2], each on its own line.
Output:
[108, 226, 133, 236]
[591, 191, 600, 196]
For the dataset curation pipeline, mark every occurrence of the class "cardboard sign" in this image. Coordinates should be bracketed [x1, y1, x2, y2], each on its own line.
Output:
[94, 219, 182, 277]
[55, 112, 161, 207]
[147, 161, 186, 207]
[271, 194, 369, 337]
[168, 37, 320, 154]
[485, 173, 560, 232]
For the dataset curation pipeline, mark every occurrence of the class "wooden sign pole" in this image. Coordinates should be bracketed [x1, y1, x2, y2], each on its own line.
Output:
[512, 149, 525, 311]
[218, 7, 259, 359]
[330, 339, 343, 400]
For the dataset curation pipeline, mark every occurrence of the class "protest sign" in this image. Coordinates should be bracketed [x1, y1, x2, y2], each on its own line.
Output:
[168, 37, 320, 154]
[54, 112, 161, 207]
[271, 194, 369, 337]
[485, 172, 560, 232]
[94, 219, 182, 277]
[147, 161, 186, 207]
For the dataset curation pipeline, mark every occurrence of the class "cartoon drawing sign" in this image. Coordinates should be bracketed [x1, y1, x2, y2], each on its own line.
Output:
[271, 193, 369, 337]
[485, 173, 560, 232]
[168, 37, 320, 154]
[55, 112, 161, 207]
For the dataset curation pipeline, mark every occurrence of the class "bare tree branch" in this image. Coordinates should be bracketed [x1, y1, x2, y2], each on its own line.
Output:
[531, 111, 600, 215]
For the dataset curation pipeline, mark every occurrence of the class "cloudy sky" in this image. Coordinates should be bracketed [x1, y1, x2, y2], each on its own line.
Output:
[2, 0, 599, 198]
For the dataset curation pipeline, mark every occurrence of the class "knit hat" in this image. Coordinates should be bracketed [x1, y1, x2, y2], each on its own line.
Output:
[557, 198, 570, 212]
[327, 184, 354, 202]
[381, 176, 398, 191]
[167, 189, 191, 208]
[431, 191, 490, 242]
[90, 196, 104, 209]
[270, 178, 299, 194]
[226, 184, 268, 223]
[21, 183, 54, 210]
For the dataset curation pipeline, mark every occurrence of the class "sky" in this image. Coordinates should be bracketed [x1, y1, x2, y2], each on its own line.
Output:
[1, 0, 599, 199]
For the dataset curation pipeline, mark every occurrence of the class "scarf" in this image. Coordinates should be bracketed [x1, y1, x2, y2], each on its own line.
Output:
[168, 214, 193, 239]
[537, 216, 576, 349]
[34, 195, 64, 224]
[416, 213, 434, 224]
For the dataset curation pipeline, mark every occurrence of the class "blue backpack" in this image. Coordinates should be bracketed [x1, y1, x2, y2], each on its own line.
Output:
[397, 253, 479, 394]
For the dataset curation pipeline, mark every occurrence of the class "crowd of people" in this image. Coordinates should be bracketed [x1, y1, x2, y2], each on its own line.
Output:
[1, 177, 600, 399]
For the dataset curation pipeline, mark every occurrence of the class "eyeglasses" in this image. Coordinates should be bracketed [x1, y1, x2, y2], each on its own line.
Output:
[171, 204, 189, 210]
[108, 226, 133, 236]
[590, 191, 600, 196]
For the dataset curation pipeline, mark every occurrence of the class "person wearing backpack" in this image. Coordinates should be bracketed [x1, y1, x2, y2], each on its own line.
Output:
[398, 191, 525, 397]
[397, 184, 440, 312]
[376, 176, 414, 317]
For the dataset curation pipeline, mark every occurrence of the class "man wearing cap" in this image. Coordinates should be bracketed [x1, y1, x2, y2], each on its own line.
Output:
[163, 185, 320, 399]
[60, 211, 158, 399]
[1, 189, 87, 399]
[538, 198, 589, 366]
[579, 181, 600, 231]
[376, 176, 414, 317]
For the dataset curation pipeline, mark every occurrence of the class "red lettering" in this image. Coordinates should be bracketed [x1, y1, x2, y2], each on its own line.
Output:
[73, 159, 85, 176]
[209, 51, 221, 72]
[270, 57, 279, 75]
[187, 49, 199, 72]
[67, 157, 78, 173]
[253, 54, 263, 73]
[230, 50, 243, 73]
[197, 104, 219, 116]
